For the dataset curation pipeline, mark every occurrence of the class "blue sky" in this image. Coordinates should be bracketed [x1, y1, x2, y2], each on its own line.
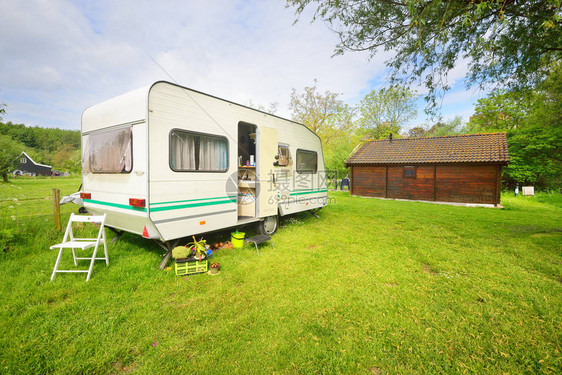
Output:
[0, 0, 484, 131]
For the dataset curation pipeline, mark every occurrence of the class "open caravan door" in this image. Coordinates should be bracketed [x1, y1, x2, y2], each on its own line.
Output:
[257, 126, 278, 218]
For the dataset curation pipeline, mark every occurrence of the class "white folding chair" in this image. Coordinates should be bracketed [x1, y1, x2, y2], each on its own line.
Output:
[50, 213, 108, 282]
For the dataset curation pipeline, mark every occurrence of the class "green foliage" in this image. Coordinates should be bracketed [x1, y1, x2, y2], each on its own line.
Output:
[290, 80, 359, 175]
[359, 86, 418, 139]
[0, 122, 80, 172]
[171, 246, 190, 260]
[289, 79, 356, 147]
[186, 236, 207, 260]
[323, 130, 362, 177]
[290, 81, 418, 172]
[0, 228, 18, 252]
[0, 135, 25, 182]
[469, 64, 562, 189]
[288, 0, 562, 112]
[409, 116, 467, 138]
[467, 90, 530, 132]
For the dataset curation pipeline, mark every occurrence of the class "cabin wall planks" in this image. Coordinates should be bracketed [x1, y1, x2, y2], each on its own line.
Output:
[351, 163, 503, 205]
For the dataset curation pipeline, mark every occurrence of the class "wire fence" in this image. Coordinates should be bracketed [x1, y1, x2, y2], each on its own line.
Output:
[0, 196, 55, 231]
[0, 178, 82, 234]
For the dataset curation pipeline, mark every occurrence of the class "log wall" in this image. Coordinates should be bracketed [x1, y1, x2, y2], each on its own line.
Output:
[351, 164, 502, 205]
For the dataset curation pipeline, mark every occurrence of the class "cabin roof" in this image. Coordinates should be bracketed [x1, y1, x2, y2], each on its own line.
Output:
[346, 132, 509, 165]
[19, 151, 52, 169]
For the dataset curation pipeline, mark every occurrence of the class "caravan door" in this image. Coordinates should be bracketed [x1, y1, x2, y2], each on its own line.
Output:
[257, 126, 278, 217]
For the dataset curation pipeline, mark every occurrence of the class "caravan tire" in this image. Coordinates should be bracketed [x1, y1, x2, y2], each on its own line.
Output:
[257, 215, 278, 236]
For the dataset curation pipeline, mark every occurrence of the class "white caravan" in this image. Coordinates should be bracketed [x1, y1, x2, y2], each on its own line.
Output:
[81, 81, 328, 253]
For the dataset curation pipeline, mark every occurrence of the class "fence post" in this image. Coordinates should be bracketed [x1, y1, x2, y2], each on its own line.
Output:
[53, 188, 61, 231]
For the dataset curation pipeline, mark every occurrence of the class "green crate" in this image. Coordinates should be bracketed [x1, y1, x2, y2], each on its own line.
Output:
[175, 260, 208, 276]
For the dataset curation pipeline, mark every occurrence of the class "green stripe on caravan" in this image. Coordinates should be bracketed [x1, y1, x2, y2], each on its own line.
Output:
[83, 199, 147, 212]
[290, 189, 328, 196]
[150, 197, 237, 212]
[150, 196, 235, 206]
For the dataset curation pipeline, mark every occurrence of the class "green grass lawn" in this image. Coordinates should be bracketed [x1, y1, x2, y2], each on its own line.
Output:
[1, 179, 561, 374]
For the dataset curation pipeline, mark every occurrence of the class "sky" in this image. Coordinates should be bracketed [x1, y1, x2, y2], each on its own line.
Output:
[0, 0, 485, 131]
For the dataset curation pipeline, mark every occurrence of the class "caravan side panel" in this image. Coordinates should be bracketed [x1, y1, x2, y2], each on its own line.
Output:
[147, 83, 239, 241]
[81, 87, 155, 237]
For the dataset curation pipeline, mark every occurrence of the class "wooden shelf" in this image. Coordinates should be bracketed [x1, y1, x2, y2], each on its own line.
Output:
[238, 180, 256, 188]
[239, 166, 255, 169]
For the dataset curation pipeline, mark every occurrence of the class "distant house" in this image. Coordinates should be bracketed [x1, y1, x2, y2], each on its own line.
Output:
[13, 151, 52, 177]
[346, 133, 509, 206]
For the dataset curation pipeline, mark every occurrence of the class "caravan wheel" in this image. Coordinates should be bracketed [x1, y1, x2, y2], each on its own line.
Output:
[257, 215, 278, 236]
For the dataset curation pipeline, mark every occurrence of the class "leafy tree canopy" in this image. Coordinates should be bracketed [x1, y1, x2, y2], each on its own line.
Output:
[247, 100, 279, 115]
[288, 0, 562, 112]
[0, 135, 25, 182]
[359, 86, 418, 139]
[469, 63, 562, 189]
[290, 80, 360, 178]
[289, 79, 355, 147]
[408, 116, 466, 137]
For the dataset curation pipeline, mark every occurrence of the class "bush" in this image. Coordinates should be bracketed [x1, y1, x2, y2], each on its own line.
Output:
[0, 228, 18, 252]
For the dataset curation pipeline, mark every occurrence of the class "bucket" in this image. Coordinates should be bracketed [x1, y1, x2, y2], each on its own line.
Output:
[231, 231, 245, 249]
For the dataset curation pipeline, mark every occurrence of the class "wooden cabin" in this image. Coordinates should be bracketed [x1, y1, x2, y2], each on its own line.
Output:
[346, 133, 509, 205]
[13, 151, 52, 177]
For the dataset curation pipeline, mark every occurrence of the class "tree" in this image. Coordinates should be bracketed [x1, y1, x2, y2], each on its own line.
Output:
[469, 63, 562, 189]
[0, 135, 24, 182]
[247, 100, 279, 115]
[358, 86, 417, 139]
[0, 88, 6, 121]
[288, 0, 562, 111]
[407, 116, 466, 138]
[53, 144, 75, 170]
[427, 116, 466, 137]
[468, 90, 530, 132]
[289, 79, 355, 146]
[407, 126, 427, 138]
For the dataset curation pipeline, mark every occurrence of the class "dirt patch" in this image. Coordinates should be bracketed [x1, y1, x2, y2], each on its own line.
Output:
[113, 361, 137, 373]
[369, 367, 381, 374]
[421, 262, 438, 275]
[531, 230, 562, 238]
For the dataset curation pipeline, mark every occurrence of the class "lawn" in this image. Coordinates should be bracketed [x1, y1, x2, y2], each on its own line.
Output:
[1, 178, 561, 374]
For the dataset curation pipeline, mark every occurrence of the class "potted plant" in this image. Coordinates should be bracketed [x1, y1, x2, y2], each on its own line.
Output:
[173, 236, 210, 276]
[186, 236, 207, 261]
[209, 262, 220, 275]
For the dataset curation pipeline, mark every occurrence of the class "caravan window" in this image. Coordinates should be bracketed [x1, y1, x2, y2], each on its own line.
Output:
[83, 127, 132, 173]
[296, 149, 317, 174]
[277, 145, 290, 167]
[170, 130, 228, 172]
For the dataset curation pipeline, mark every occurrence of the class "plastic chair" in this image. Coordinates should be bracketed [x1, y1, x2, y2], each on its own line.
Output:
[50, 213, 108, 281]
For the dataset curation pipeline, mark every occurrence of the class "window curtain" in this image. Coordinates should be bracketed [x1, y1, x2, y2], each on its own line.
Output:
[199, 136, 227, 171]
[171, 132, 196, 170]
[84, 127, 132, 173]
